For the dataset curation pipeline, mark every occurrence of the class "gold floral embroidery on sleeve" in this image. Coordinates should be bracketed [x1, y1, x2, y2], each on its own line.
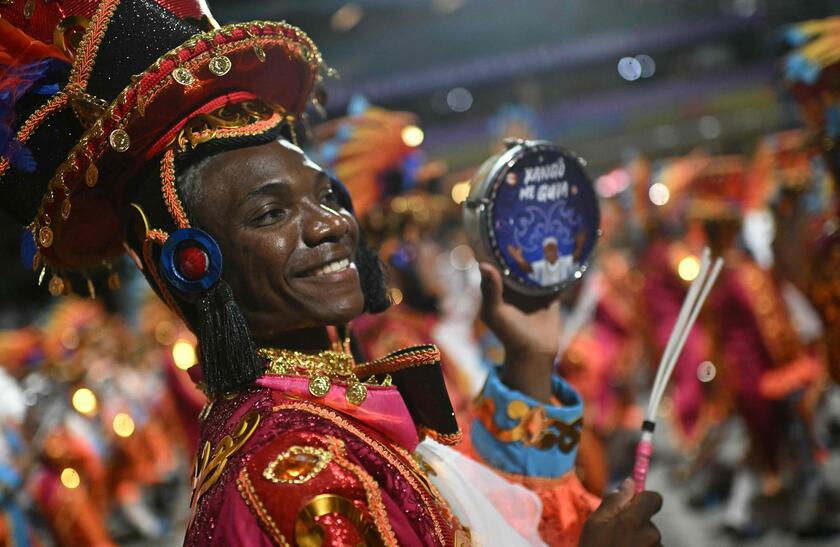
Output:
[190, 410, 261, 510]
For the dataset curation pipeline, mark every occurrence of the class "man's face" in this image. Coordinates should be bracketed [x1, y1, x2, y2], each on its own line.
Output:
[544, 242, 559, 263]
[189, 140, 365, 343]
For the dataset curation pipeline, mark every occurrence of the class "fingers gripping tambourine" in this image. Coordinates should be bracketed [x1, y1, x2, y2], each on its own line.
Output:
[463, 140, 600, 297]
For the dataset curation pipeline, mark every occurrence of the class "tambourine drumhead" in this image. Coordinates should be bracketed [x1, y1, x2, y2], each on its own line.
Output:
[463, 140, 600, 297]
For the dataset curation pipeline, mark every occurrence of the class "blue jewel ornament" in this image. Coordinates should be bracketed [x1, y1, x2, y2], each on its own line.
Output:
[159, 228, 223, 293]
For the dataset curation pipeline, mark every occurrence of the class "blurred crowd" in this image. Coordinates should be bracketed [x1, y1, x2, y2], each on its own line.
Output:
[0, 295, 204, 546]
[0, 13, 839, 547]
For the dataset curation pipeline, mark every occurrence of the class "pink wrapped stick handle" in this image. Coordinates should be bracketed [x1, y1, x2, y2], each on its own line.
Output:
[633, 430, 654, 494]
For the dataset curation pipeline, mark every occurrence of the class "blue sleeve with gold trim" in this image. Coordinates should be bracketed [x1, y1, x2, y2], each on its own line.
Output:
[471, 366, 584, 478]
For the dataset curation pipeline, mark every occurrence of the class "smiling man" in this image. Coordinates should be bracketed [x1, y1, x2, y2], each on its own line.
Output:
[0, 0, 662, 545]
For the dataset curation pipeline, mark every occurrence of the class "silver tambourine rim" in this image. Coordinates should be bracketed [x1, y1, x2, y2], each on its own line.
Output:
[469, 139, 601, 297]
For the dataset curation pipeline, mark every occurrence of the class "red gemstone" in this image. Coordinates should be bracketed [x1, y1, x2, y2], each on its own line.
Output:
[178, 246, 209, 280]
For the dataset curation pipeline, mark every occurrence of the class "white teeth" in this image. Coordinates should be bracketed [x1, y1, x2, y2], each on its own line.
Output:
[311, 258, 351, 277]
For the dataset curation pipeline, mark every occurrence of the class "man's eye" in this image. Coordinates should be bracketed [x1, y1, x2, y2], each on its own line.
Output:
[321, 188, 339, 204]
[255, 208, 287, 225]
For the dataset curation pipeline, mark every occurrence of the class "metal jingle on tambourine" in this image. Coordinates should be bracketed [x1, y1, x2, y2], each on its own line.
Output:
[463, 140, 600, 297]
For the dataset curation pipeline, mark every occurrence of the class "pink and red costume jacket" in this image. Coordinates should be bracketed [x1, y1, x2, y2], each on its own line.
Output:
[184, 346, 597, 546]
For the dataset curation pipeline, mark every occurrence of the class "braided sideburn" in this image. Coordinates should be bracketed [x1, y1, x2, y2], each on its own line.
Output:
[196, 279, 264, 396]
[356, 230, 391, 314]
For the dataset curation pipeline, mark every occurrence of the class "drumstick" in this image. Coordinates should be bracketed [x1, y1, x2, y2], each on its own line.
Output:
[633, 250, 723, 494]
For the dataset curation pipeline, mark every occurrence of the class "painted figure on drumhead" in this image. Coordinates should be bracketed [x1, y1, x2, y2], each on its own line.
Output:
[507, 229, 588, 286]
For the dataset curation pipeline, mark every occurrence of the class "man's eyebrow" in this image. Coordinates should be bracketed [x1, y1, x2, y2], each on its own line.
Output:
[243, 180, 290, 201]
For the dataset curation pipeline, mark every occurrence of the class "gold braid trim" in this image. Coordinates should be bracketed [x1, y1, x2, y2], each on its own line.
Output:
[324, 436, 399, 546]
[160, 149, 189, 229]
[236, 467, 291, 546]
[0, 0, 119, 180]
[67, 0, 121, 88]
[354, 346, 441, 378]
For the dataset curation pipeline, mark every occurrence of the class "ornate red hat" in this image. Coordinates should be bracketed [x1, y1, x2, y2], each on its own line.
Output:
[0, 0, 322, 284]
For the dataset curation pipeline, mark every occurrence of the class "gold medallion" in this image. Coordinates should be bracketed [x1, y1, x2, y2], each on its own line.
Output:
[308, 375, 331, 397]
[23, 0, 34, 19]
[48, 275, 65, 296]
[208, 55, 232, 76]
[60, 199, 72, 220]
[172, 66, 195, 86]
[38, 226, 53, 248]
[85, 163, 98, 187]
[109, 129, 130, 152]
[345, 382, 368, 405]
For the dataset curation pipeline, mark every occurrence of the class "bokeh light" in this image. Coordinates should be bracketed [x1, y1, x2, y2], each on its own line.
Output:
[446, 87, 473, 112]
[648, 183, 670, 206]
[449, 245, 476, 271]
[618, 56, 642, 81]
[431, 0, 464, 15]
[636, 54, 656, 78]
[595, 168, 631, 198]
[678, 256, 701, 281]
[401, 125, 425, 147]
[172, 339, 197, 370]
[112, 413, 136, 438]
[698, 115, 722, 140]
[72, 388, 97, 416]
[697, 361, 717, 382]
[450, 181, 471, 204]
[60, 467, 80, 489]
[330, 3, 363, 32]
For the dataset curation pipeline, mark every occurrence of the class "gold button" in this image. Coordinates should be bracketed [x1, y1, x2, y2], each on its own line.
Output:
[109, 129, 130, 152]
[23, 0, 35, 19]
[60, 199, 72, 220]
[208, 55, 232, 76]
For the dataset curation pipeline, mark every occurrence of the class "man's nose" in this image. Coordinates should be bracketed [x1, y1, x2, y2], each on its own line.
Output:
[302, 201, 349, 247]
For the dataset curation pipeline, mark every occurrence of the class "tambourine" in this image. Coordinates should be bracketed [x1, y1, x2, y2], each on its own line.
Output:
[463, 139, 600, 297]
